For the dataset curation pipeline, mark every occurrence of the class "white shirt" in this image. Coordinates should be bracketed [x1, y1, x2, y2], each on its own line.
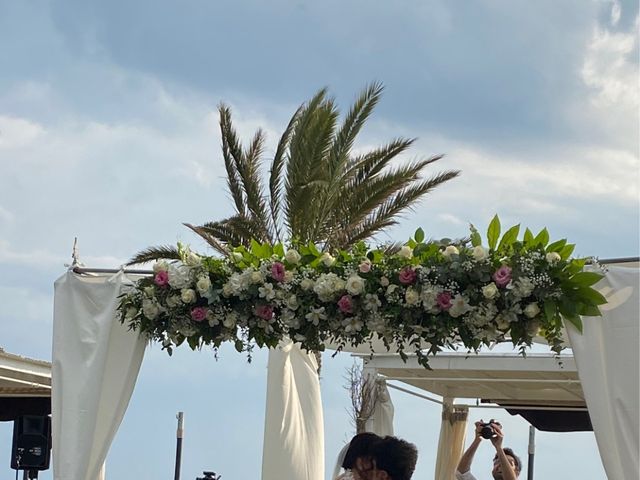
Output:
[455, 470, 477, 480]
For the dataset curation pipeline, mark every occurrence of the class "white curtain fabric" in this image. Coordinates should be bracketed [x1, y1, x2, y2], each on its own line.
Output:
[52, 271, 146, 480]
[365, 378, 394, 437]
[434, 405, 468, 480]
[567, 265, 639, 480]
[261, 340, 324, 480]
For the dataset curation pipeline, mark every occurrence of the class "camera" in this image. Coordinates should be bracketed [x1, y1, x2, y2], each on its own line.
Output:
[479, 421, 496, 439]
[196, 472, 221, 480]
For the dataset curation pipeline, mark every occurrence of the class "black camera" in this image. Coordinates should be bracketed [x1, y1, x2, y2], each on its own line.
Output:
[196, 472, 221, 480]
[479, 421, 496, 439]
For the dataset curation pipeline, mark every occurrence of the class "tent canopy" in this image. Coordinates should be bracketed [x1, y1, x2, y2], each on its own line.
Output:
[0, 348, 51, 421]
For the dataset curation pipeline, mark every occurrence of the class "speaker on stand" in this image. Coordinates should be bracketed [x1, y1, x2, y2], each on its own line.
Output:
[10, 415, 51, 480]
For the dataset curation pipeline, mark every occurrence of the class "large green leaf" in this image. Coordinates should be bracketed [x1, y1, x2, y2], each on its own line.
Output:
[570, 271, 604, 288]
[487, 215, 501, 250]
[497, 224, 520, 251]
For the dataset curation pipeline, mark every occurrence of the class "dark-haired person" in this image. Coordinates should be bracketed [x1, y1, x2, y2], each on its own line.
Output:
[456, 420, 522, 480]
[368, 435, 418, 480]
[335, 432, 383, 480]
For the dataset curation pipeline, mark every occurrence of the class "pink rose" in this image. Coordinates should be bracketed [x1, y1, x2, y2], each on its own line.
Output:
[154, 270, 169, 287]
[492, 265, 512, 288]
[255, 304, 274, 320]
[190, 307, 208, 322]
[271, 262, 286, 282]
[436, 291, 452, 311]
[398, 266, 417, 285]
[337, 295, 353, 314]
[359, 260, 372, 273]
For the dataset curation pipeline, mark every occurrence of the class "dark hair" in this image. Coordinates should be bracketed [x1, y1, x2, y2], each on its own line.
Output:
[342, 432, 382, 469]
[371, 436, 418, 480]
[495, 448, 522, 473]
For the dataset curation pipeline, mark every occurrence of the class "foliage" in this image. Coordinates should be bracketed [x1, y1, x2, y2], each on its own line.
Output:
[118, 216, 606, 367]
[127, 83, 459, 265]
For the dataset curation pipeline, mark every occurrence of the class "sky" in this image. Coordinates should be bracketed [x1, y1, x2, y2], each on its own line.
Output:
[0, 0, 638, 478]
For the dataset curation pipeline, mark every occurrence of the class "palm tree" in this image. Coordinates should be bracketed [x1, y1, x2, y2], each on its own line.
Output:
[129, 83, 459, 264]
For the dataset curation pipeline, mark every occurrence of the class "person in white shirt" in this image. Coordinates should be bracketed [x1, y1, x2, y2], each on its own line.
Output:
[456, 419, 521, 480]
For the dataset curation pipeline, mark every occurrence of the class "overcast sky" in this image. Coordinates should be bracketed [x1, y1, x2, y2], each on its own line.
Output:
[0, 0, 638, 478]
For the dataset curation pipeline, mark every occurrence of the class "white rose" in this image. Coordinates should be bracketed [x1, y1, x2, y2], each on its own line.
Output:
[524, 302, 541, 318]
[386, 284, 398, 295]
[250, 271, 264, 284]
[320, 252, 335, 267]
[284, 270, 295, 282]
[144, 286, 155, 297]
[546, 252, 561, 264]
[449, 294, 471, 318]
[398, 246, 413, 259]
[153, 261, 168, 273]
[300, 278, 314, 290]
[482, 282, 499, 299]
[495, 314, 511, 330]
[125, 307, 138, 320]
[380, 276, 390, 287]
[442, 245, 459, 258]
[196, 276, 211, 294]
[405, 288, 420, 305]
[230, 252, 243, 262]
[166, 295, 181, 308]
[142, 299, 159, 320]
[472, 245, 488, 261]
[285, 249, 301, 264]
[223, 312, 238, 328]
[181, 288, 197, 304]
[346, 275, 366, 295]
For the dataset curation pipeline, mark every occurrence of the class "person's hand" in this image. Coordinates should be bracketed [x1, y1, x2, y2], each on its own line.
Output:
[474, 420, 484, 439]
[489, 421, 504, 449]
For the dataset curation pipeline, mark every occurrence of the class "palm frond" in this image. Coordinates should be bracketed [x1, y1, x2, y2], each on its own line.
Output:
[127, 245, 181, 266]
[183, 223, 230, 256]
[219, 104, 246, 216]
[269, 104, 304, 243]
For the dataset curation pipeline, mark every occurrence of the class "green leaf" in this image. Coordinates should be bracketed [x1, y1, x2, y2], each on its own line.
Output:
[575, 286, 607, 305]
[533, 228, 549, 247]
[546, 239, 567, 253]
[560, 244, 575, 260]
[469, 224, 482, 247]
[414, 227, 425, 243]
[308, 242, 320, 257]
[523, 228, 534, 246]
[576, 304, 602, 316]
[570, 271, 604, 288]
[487, 215, 501, 250]
[497, 224, 520, 251]
[543, 299, 556, 322]
[562, 312, 583, 333]
[413, 243, 428, 256]
[187, 336, 199, 350]
[273, 243, 285, 258]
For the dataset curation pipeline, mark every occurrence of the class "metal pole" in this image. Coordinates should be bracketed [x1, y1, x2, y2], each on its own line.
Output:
[527, 425, 535, 480]
[174, 412, 184, 480]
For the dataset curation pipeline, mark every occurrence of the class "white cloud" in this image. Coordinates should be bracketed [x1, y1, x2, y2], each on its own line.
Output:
[0, 205, 14, 223]
[0, 240, 64, 268]
[0, 115, 45, 149]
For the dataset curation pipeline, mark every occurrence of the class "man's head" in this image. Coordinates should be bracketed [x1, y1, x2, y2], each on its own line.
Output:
[492, 447, 522, 479]
[366, 436, 418, 480]
[342, 432, 382, 470]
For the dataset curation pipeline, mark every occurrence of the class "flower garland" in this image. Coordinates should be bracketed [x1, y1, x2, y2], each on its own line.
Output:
[118, 216, 606, 367]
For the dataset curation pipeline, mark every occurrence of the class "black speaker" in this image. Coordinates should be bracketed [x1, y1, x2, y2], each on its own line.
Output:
[10, 415, 51, 471]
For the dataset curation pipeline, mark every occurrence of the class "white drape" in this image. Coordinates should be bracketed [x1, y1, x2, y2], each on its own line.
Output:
[365, 378, 394, 437]
[567, 265, 639, 480]
[52, 271, 146, 480]
[261, 340, 324, 480]
[434, 404, 468, 480]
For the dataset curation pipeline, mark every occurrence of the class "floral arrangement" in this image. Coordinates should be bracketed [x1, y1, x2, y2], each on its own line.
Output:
[118, 216, 606, 367]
